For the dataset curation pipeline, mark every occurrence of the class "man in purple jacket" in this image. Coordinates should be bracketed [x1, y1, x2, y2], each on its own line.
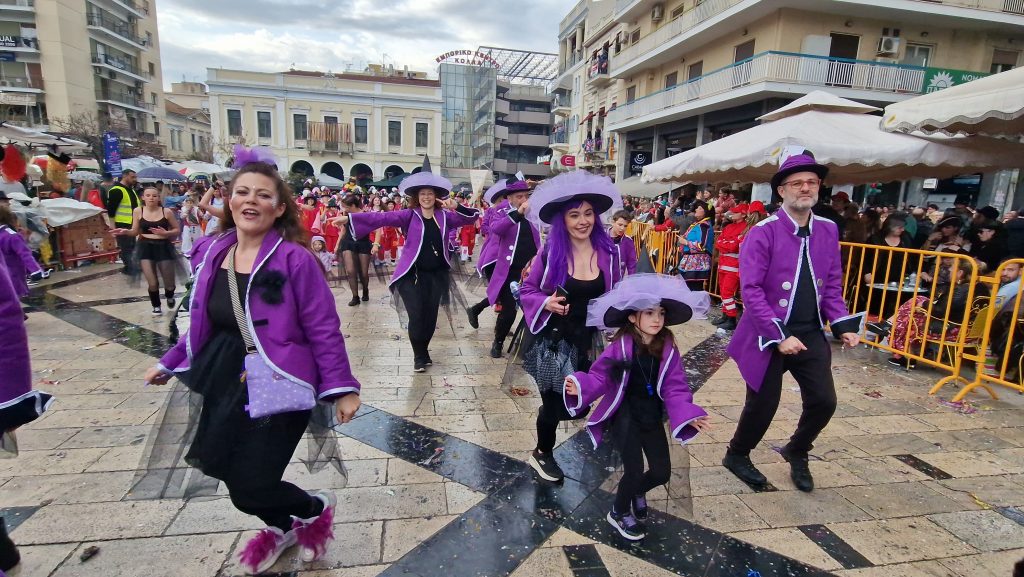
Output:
[723, 151, 862, 493]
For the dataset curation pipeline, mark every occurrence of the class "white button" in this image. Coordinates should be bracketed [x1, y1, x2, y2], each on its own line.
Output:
[817, 278, 824, 286]
[782, 281, 792, 290]
[509, 245, 515, 250]
[506, 256, 512, 261]
[779, 299, 789, 307]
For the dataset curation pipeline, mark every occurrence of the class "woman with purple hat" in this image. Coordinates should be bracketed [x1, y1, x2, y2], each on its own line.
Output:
[516, 170, 625, 482]
[564, 273, 711, 540]
[332, 156, 480, 372]
[464, 179, 512, 323]
[466, 176, 539, 358]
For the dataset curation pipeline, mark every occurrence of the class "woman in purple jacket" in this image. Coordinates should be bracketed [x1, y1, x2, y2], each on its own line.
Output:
[564, 273, 710, 540]
[332, 158, 480, 372]
[144, 150, 362, 575]
[517, 170, 624, 483]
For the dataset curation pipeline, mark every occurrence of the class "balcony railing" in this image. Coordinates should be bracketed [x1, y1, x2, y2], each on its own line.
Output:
[95, 89, 153, 111]
[0, 75, 41, 89]
[607, 51, 930, 128]
[0, 0, 34, 8]
[911, 0, 1024, 13]
[611, 0, 743, 75]
[86, 13, 147, 47]
[549, 130, 568, 145]
[91, 54, 149, 79]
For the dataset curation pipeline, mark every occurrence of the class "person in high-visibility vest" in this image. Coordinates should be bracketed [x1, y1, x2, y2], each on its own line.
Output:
[105, 170, 139, 274]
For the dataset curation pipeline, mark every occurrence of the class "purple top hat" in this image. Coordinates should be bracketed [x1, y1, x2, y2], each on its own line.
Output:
[484, 176, 530, 205]
[527, 170, 622, 228]
[586, 273, 710, 331]
[770, 149, 829, 191]
[399, 156, 453, 199]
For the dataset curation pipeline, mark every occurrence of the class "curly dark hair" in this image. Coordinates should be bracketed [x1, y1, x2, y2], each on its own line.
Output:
[221, 162, 307, 246]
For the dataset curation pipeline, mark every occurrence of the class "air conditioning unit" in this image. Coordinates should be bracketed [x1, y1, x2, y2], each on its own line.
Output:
[0, 80, 9, 87]
[651, 4, 664, 21]
[877, 36, 900, 55]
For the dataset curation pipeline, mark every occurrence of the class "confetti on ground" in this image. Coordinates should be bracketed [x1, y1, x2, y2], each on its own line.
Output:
[509, 386, 531, 397]
[938, 399, 978, 414]
[419, 447, 444, 466]
[863, 390, 883, 398]
[968, 492, 993, 510]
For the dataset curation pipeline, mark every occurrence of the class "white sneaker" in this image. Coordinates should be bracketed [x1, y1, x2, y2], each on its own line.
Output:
[238, 527, 297, 575]
[293, 491, 337, 562]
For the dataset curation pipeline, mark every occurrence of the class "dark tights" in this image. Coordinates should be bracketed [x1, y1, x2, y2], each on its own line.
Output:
[536, 390, 590, 454]
[142, 258, 175, 307]
[613, 421, 670, 513]
[341, 250, 371, 300]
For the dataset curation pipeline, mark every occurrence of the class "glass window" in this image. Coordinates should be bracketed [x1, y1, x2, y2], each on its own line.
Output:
[991, 49, 1018, 74]
[388, 120, 401, 146]
[630, 29, 640, 44]
[148, 62, 154, 76]
[227, 109, 242, 137]
[191, 133, 196, 151]
[153, 121, 160, 136]
[354, 118, 367, 144]
[626, 85, 636, 102]
[257, 111, 271, 138]
[293, 114, 307, 140]
[688, 61, 703, 80]
[902, 43, 932, 67]
[665, 72, 677, 89]
[415, 122, 428, 148]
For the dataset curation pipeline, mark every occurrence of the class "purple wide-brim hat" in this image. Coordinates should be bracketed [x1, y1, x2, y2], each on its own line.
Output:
[770, 152, 829, 191]
[586, 273, 711, 330]
[485, 178, 530, 205]
[527, 170, 622, 228]
[399, 171, 453, 199]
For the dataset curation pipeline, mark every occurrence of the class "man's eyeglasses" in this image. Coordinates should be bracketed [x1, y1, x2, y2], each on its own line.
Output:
[781, 179, 822, 190]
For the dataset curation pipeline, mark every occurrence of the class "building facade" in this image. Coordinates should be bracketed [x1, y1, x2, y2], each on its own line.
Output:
[0, 0, 169, 153]
[206, 66, 442, 183]
[495, 83, 552, 179]
[440, 62, 497, 173]
[165, 81, 211, 161]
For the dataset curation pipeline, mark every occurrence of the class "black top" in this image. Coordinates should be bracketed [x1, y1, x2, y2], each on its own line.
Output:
[561, 272, 605, 327]
[624, 350, 664, 429]
[209, 268, 250, 336]
[509, 211, 537, 269]
[415, 217, 446, 271]
[785, 226, 820, 334]
[139, 211, 170, 235]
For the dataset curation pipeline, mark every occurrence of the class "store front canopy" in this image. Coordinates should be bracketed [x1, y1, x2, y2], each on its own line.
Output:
[0, 122, 88, 151]
[642, 91, 1024, 186]
[881, 68, 1024, 137]
[616, 175, 676, 199]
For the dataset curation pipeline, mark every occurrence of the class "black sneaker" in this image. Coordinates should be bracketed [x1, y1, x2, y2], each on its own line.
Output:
[607, 508, 646, 541]
[490, 340, 503, 358]
[425, 354, 433, 366]
[0, 517, 21, 571]
[466, 306, 481, 329]
[722, 453, 768, 486]
[151, 307, 162, 316]
[348, 297, 361, 306]
[887, 356, 916, 369]
[718, 317, 737, 331]
[528, 449, 564, 482]
[167, 296, 176, 309]
[781, 451, 814, 492]
[632, 493, 649, 521]
[413, 359, 427, 373]
[867, 320, 892, 338]
[711, 313, 728, 326]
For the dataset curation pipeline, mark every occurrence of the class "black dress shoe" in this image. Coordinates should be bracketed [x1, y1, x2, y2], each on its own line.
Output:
[785, 455, 814, 492]
[722, 453, 768, 486]
[362, 290, 369, 302]
[490, 340, 503, 358]
[718, 317, 737, 331]
[413, 359, 427, 372]
[711, 314, 728, 326]
[466, 306, 481, 329]
[348, 297, 361, 306]
[0, 517, 21, 571]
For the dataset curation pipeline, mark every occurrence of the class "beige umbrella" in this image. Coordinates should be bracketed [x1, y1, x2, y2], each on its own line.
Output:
[881, 67, 1024, 137]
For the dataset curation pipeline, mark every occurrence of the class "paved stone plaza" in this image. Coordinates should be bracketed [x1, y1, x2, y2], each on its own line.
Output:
[6, 264, 1024, 577]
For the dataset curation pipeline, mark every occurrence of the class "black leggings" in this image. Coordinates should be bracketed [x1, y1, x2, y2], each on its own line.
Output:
[141, 259, 175, 307]
[614, 420, 671, 514]
[341, 250, 370, 299]
[396, 268, 447, 358]
[729, 331, 837, 458]
[494, 266, 523, 344]
[218, 410, 322, 531]
[536, 389, 591, 454]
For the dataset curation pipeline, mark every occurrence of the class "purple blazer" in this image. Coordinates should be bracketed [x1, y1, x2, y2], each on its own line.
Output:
[564, 334, 707, 448]
[350, 205, 480, 287]
[726, 208, 863, 391]
[0, 255, 52, 430]
[476, 200, 509, 276]
[159, 228, 361, 401]
[614, 235, 637, 276]
[0, 225, 42, 297]
[520, 245, 623, 335]
[484, 206, 540, 305]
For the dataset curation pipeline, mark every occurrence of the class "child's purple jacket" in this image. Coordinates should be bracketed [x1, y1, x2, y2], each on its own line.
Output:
[564, 333, 707, 448]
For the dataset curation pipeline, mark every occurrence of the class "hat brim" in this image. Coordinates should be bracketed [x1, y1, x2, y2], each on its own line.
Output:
[602, 299, 693, 328]
[538, 194, 614, 224]
[770, 163, 829, 192]
[403, 184, 450, 199]
[937, 216, 963, 229]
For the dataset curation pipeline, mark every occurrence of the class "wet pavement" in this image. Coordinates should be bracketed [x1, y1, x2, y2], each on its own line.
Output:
[6, 263, 1024, 577]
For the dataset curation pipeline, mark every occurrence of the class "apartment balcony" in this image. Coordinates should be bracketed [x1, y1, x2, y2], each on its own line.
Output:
[101, 0, 149, 18]
[507, 133, 552, 147]
[0, 0, 34, 12]
[92, 54, 149, 82]
[606, 51, 929, 132]
[613, 0, 661, 24]
[494, 124, 509, 140]
[549, 130, 570, 152]
[0, 36, 38, 52]
[495, 98, 510, 116]
[552, 52, 584, 91]
[505, 162, 551, 177]
[0, 74, 42, 92]
[95, 88, 153, 113]
[492, 158, 508, 172]
[552, 95, 571, 117]
[586, 59, 613, 89]
[86, 13, 148, 51]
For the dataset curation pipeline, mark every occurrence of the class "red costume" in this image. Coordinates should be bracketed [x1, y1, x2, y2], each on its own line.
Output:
[323, 207, 341, 252]
[458, 203, 479, 259]
[714, 203, 748, 319]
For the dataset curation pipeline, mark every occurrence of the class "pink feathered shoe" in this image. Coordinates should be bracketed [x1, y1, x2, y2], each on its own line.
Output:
[292, 491, 337, 562]
[238, 526, 296, 575]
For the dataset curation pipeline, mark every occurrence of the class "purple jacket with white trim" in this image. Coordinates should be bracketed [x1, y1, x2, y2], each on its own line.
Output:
[483, 205, 540, 306]
[475, 199, 509, 277]
[0, 224, 42, 297]
[564, 333, 707, 448]
[349, 205, 480, 287]
[159, 228, 361, 401]
[519, 246, 623, 335]
[614, 235, 637, 276]
[726, 208, 863, 392]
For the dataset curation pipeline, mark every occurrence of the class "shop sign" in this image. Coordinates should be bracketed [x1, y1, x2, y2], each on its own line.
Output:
[922, 68, 989, 94]
[560, 155, 576, 167]
[103, 132, 123, 178]
[629, 151, 651, 174]
[435, 50, 501, 69]
[0, 52, 14, 62]
[0, 92, 35, 105]
[536, 154, 552, 165]
[0, 36, 18, 48]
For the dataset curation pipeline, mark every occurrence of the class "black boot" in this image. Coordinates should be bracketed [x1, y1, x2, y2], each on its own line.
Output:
[490, 340, 503, 358]
[718, 316, 737, 331]
[722, 452, 768, 486]
[781, 449, 814, 492]
[0, 517, 21, 571]
[466, 301, 485, 329]
[362, 287, 370, 302]
[411, 341, 428, 372]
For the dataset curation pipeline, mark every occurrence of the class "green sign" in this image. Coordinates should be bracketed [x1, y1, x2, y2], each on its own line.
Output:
[922, 68, 989, 94]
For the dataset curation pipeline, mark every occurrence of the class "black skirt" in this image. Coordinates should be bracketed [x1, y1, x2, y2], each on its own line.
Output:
[338, 237, 373, 255]
[136, 238, 177, 262]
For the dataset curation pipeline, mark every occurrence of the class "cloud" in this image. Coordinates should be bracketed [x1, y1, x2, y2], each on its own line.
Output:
[155, 0, 575, 89]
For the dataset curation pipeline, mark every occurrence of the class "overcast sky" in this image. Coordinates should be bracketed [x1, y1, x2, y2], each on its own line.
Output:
[156, 0, 577, 90]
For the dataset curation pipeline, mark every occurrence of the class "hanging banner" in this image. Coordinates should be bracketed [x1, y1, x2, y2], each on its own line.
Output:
[102, 131, 123, 178]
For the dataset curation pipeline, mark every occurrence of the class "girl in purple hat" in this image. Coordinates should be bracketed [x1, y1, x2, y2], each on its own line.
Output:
[564, 273, 711, 540]
[516, 170, 626, 483]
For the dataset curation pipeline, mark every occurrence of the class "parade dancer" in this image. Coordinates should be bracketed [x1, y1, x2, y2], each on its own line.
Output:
[609, 209, 638, 277]
[144, 147, 361, 574]
[111, 185, 182, 315]
[724, 151, 862, 492]
[517, 170, 624, 482]
[334, 157, 480, 372]
[466, 179, 514, 329]
[0, 205, 45, 300]
[712, 203, 749, 331]
[564, 274, 710, 540]
[467, 179, 538, 358]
